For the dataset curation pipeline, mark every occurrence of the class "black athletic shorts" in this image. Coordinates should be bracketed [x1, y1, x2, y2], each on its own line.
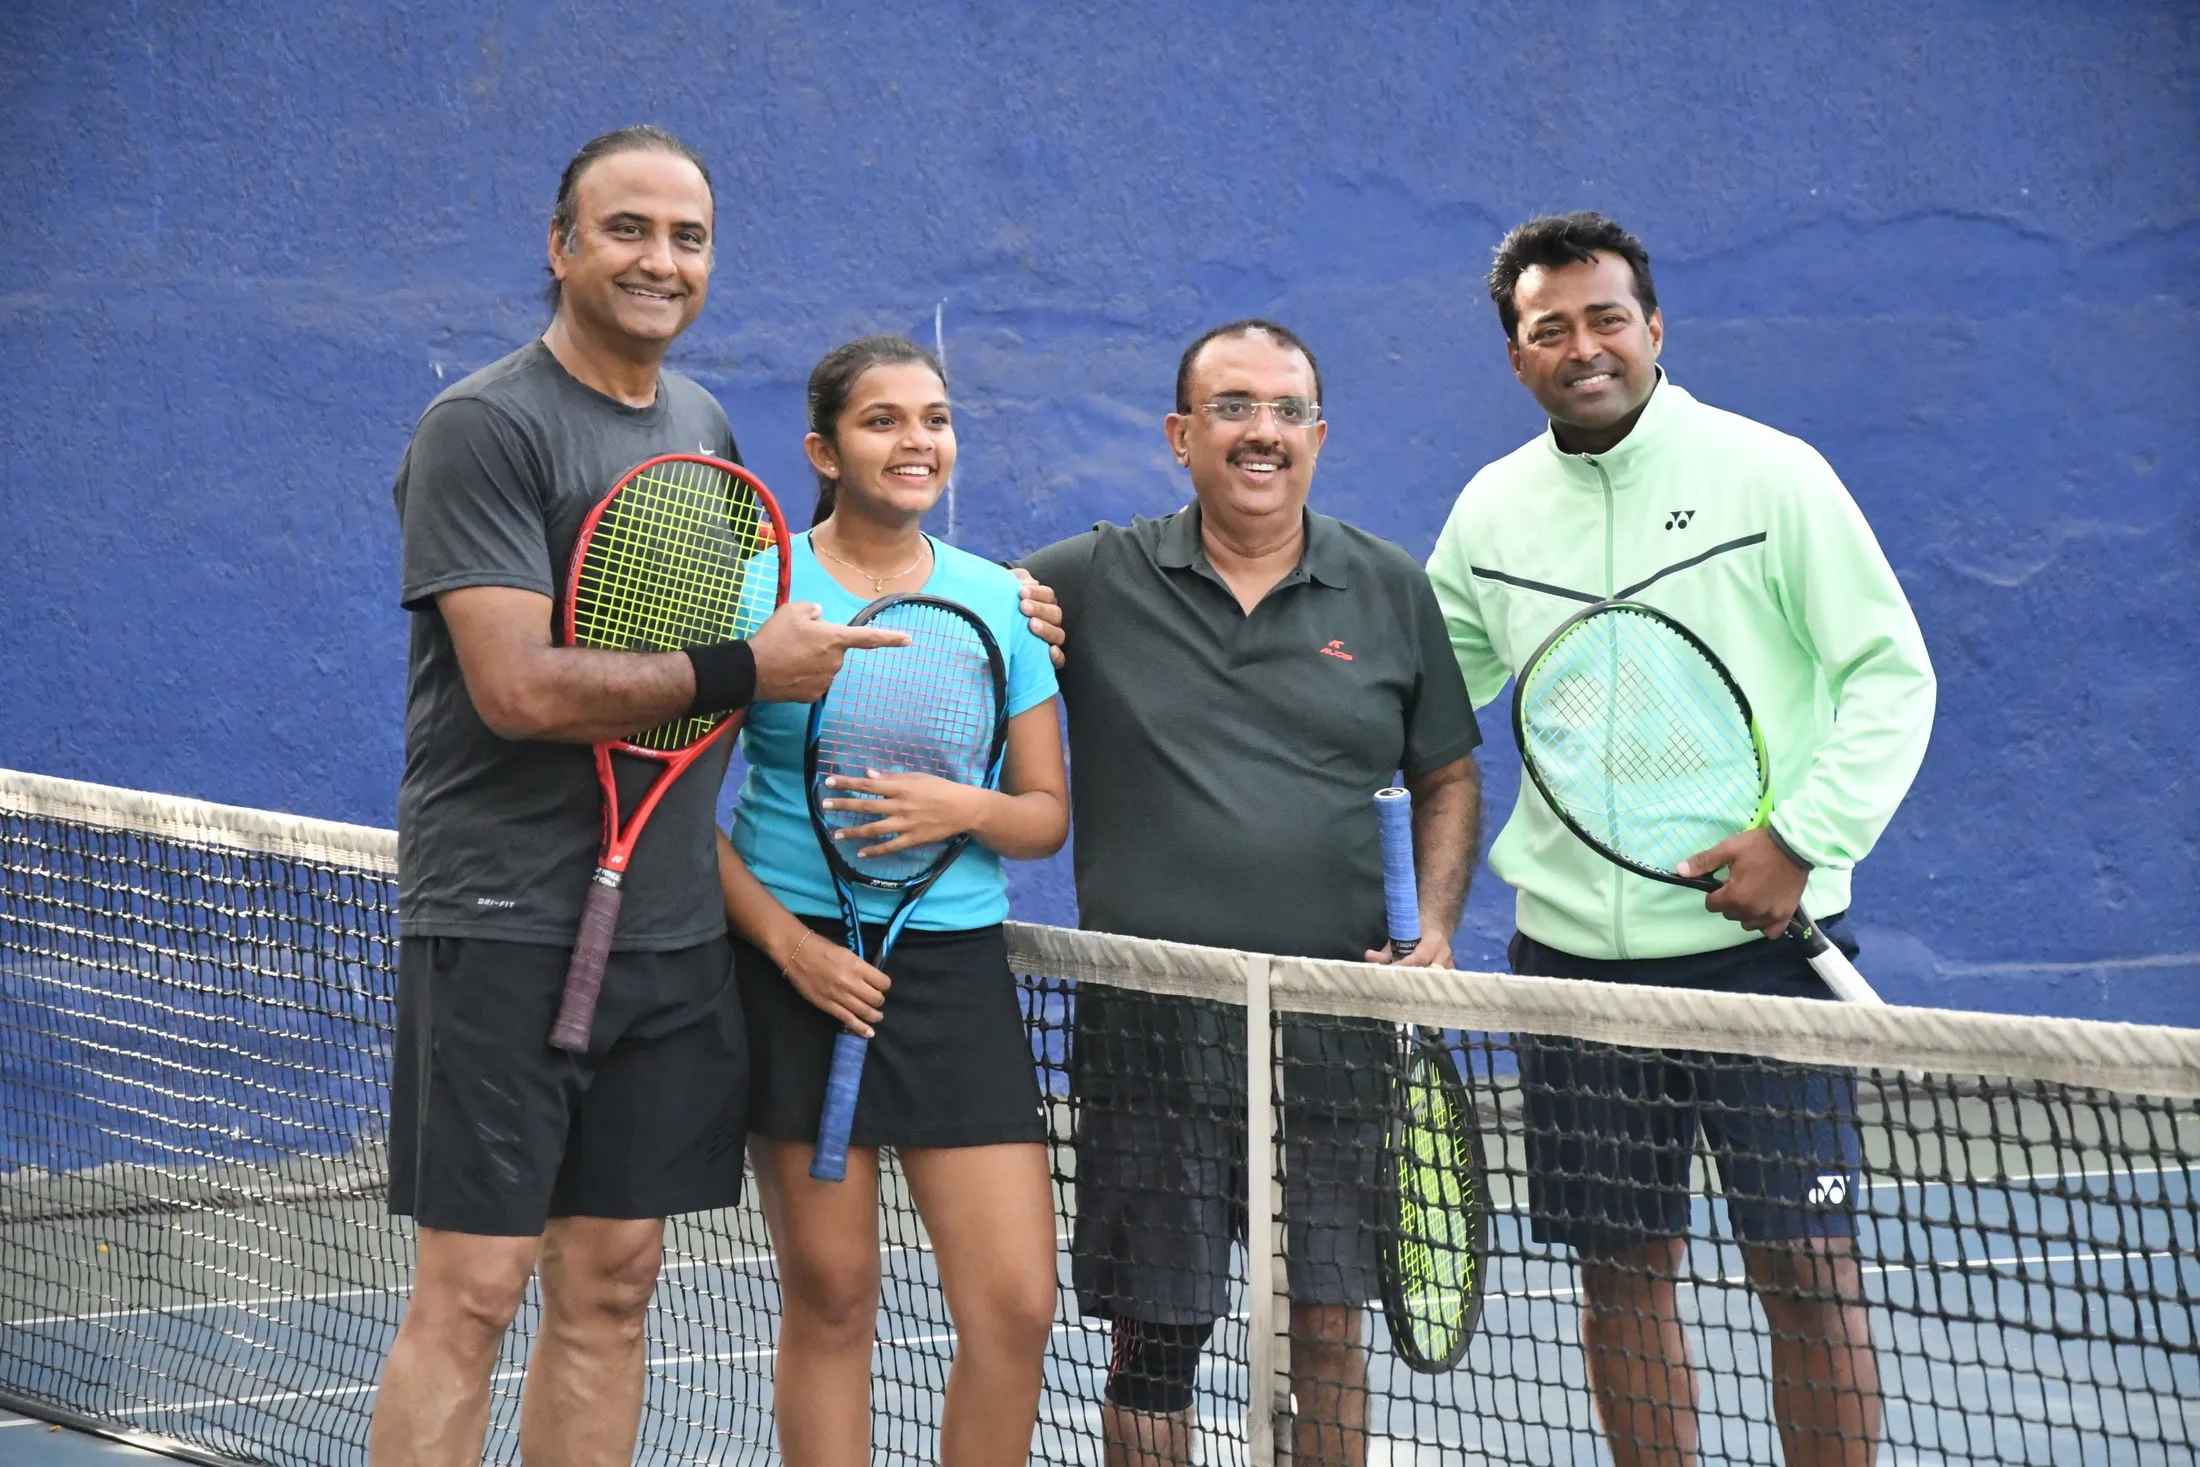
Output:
[733, 917, 1045, 1150]
[1071, 1089, 1385, 1327]
[1510, 918, 1864, 1254]
[388, 935, 748, 1236]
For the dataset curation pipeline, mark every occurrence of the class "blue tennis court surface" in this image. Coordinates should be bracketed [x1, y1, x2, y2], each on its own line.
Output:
[7, 1160, 2193, 1465]
[2, 1410, 169, 1464]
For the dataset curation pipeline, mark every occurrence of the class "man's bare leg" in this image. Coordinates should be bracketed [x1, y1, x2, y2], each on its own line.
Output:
[368, 1227, 539, 1467]
[1745, 1238, 1881, 1467]
[516, 1216, 667, 1466]
[1290, 1302, 1366, 1467]
[1579, 1237, 1699, 1467]
[1101, 1403, 1194, 1467]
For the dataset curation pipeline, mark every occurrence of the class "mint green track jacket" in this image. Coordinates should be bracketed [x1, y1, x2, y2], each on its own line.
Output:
[1427, 376, 1936, 961]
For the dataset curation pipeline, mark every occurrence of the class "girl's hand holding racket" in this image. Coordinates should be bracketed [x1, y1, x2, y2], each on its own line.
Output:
[819, 771, 987, 858]
[782, 936, 892, 1038]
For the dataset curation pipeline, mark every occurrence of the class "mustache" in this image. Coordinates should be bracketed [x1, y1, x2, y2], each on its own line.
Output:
[1227, 443, 1292, 469]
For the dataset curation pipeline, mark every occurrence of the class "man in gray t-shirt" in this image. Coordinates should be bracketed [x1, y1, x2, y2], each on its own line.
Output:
[372, 128, 900, 1467]
[394, 338, 744, 949]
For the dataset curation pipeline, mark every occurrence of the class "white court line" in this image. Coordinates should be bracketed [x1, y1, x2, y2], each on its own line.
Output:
[116, 1316, 1105, 1417]
[1493, 1244, 2189, 1305]
[12, 1168, 2176, 1330]
[115, 1364, 524, 1419]
[72, 1236, 2193, 1420]
[8, 1284, 399, 1330]
[83, 1240, 2196, 1420]
[10, 1230, 1077, 1330]
[666, 1228, 1071, 1276]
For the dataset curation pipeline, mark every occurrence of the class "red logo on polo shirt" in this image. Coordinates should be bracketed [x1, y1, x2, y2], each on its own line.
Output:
[1320, 639, 1354, 661]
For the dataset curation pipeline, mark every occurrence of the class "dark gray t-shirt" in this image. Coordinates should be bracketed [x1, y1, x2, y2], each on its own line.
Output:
[1021, 505, 1480, 1107]
[394, 340, 742, 949]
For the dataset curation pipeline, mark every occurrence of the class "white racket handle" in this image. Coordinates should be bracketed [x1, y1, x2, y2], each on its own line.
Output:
[1791, 907, 1884, 1005]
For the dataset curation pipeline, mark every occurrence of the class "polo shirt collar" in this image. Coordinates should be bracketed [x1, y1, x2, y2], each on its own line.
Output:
[1157, 503, 1350, 589]
[1302, 512, 1351, 588]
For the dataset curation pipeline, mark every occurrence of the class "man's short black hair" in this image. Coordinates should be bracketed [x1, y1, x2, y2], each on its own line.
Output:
[1173, 319, 1324, 414]
[544, 125, 714, 308]
[1487, 212, 1658, 342]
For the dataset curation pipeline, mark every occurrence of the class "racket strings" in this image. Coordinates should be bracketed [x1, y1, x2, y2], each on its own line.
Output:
[572, 460, 781, 750]
[812, 602, 1001, 884]
[1520, 607, 1763, 872]
[1388, 1040, 1483, 1368]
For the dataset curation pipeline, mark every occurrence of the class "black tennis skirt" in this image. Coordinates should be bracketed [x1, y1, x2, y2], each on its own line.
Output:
[733, 916, 1045, 1150]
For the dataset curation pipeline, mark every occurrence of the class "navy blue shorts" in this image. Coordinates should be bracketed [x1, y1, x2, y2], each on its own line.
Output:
[1509, 922, 1864, 1255]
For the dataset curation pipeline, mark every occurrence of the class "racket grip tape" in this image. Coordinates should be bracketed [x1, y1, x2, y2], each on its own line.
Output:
[1787, 908, 1885, 1006]
[1374, 787, 1421, 957]
[549, 872, 624, 1053]
[810, 1030, 871, 1182]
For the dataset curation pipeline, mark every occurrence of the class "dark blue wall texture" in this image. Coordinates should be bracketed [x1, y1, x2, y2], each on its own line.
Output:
[3, 3, 2195, 1023]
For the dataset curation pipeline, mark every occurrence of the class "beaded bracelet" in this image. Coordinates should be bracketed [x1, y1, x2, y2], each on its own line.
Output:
[781, 929, 813, 973]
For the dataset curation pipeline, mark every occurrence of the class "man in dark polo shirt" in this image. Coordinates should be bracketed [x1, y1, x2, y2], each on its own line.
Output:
[375, 127, 901, 1467]
[1018, 319, 1481, 1467]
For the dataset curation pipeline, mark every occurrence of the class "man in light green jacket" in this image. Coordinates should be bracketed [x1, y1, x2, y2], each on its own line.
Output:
[1428, 212, 1935, 1467]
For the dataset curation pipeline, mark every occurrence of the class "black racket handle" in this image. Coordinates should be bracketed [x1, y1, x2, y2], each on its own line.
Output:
[550, 872, 624, 1052]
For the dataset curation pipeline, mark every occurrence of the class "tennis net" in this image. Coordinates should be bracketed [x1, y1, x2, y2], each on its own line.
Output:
[2, 767, 2195, 1466]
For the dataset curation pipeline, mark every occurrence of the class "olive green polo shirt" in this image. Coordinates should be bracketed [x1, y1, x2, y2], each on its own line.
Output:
[1022, 505, 1479, 1108]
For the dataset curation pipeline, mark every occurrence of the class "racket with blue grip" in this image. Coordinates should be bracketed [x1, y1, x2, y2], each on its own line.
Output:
[1373, 786, 1489, 1372]
[1375, 786, 1422, 959]
[803, 593, 1009, 1183]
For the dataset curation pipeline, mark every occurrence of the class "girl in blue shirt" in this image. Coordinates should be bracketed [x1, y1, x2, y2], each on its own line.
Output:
[714, 335, 1067, 1467]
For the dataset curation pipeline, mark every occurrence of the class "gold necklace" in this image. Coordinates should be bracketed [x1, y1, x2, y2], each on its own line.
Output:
[812, 530, 929, 593]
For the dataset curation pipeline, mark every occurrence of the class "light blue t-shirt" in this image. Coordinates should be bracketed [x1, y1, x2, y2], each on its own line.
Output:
[729, 531, 1058, 929]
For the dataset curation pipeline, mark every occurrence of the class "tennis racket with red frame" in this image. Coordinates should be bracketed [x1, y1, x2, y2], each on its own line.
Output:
[547, 453, 790, 1053]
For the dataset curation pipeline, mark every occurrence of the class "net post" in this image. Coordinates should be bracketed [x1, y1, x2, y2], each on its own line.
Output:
[1243, 952, 1288, 1467]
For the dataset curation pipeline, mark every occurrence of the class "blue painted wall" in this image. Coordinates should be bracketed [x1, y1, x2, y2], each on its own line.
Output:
[3, 2, 2194, 1022]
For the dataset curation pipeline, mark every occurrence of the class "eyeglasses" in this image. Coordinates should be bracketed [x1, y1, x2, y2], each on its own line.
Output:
[1198, 396, 1323, 428]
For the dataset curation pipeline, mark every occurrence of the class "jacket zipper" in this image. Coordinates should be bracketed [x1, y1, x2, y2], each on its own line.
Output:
[1586, 454, 1628, 960]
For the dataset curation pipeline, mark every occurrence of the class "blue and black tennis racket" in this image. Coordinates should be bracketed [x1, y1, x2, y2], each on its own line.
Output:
[804, 593, 1009, 1183]
[1374, 787, 1488, 1373]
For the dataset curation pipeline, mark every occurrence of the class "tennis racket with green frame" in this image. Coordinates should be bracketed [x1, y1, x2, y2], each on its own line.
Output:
[1373, 786, 1489, 1373]
[1511, 599, 1881, 1005]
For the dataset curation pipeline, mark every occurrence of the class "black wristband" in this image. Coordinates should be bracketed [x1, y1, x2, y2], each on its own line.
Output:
[683, 640, 757, 720]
